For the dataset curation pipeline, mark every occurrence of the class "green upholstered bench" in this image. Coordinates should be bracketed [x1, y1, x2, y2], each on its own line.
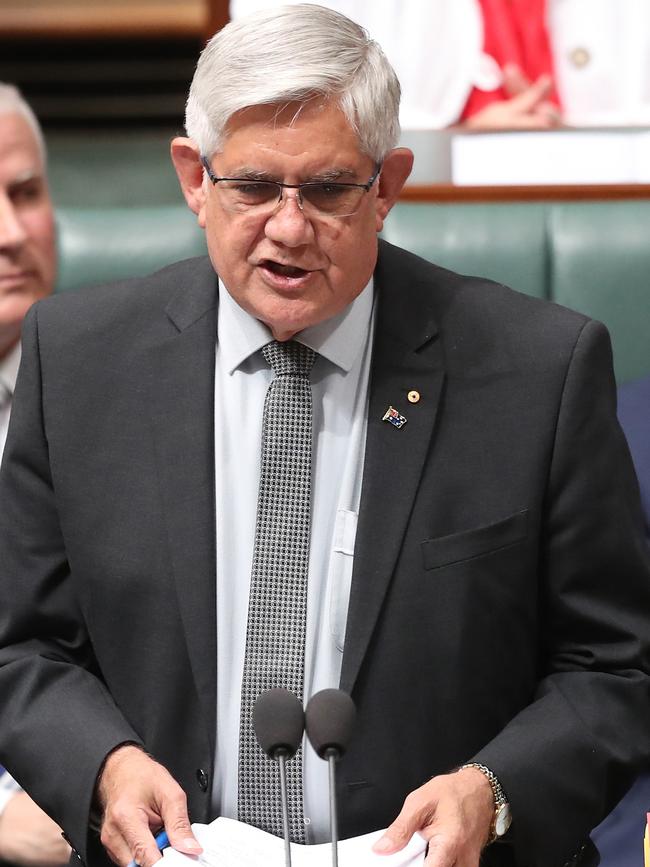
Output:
[383, 201, 650, 384]
[55, 206, 207, 294]
[55, 200, 650, 384]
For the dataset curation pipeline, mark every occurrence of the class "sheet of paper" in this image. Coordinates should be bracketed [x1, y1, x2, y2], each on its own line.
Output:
[161, 817, 426, 867]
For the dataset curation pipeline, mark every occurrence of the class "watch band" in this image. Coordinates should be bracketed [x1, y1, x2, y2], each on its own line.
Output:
[459, 762, 512, 844]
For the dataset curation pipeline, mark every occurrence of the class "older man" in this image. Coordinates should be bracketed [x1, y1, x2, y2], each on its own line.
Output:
[0, 8, 648, 867]
[0, 84, 69, 867]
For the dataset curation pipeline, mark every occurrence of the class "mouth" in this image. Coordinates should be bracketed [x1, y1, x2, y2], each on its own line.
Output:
[0, 271, 29, 289]
[260, 260, 312, 279]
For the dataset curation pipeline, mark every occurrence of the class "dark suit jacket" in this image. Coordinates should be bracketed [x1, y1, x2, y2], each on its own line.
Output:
[0, 241, 648, 867]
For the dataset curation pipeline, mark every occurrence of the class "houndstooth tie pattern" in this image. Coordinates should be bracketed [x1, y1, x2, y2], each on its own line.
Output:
[238, 339, 316, 843]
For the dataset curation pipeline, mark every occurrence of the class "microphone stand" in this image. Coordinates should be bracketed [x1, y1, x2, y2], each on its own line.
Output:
[276, 749, 293, 867]
[324, 747, 339, 867]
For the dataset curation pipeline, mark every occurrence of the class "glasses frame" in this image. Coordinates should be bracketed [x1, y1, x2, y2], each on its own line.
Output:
[200, 155, 382, 218]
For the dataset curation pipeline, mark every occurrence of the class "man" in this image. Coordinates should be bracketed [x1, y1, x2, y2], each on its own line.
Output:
[0, 7, 648, 867]
[0, 84, 70, 867]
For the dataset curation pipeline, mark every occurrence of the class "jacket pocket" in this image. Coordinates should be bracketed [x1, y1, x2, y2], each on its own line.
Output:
[421, 509, 528, 571]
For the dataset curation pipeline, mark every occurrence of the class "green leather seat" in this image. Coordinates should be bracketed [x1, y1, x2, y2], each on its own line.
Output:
[382, 200, 650, 383]
[383, 202, 549, 299]
[549, 202, 650, 385]
[55, 206, 207, 293]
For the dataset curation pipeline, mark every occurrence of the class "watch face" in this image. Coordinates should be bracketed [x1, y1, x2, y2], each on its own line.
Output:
[495, 803, 512, 837]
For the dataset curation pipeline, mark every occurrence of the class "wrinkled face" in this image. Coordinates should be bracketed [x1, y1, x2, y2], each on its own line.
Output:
[173, 100, 410, 340]
[0, 112, 56, 357]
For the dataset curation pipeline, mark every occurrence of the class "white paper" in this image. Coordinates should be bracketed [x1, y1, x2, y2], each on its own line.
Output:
[161, 817, 426, 867]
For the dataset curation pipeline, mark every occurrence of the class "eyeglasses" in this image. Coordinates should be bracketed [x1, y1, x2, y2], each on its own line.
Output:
[200, 155, 382, 218]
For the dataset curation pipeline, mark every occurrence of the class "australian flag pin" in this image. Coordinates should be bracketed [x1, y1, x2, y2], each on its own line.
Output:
[382, 406, 407, 428]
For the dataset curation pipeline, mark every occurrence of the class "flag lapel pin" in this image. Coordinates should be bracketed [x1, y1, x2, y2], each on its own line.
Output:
[382, 406, 407, 428]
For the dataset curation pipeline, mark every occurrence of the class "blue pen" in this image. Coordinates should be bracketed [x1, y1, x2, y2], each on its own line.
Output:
[127, 829, 170, 867]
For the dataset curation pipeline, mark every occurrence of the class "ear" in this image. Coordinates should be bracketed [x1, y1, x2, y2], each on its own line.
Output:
[374, 147, 414, 233]
[170, 137, 207, 223]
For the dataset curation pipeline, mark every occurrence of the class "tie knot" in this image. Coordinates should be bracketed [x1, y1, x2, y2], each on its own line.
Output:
[262, 340, 315, 378]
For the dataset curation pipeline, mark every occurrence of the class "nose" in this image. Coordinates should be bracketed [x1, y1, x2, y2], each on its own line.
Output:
[264, 190, 314, 247]
[0, 195, 28, 250]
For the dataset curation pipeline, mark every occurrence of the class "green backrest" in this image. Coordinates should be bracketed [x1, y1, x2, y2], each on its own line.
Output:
[55, 206, 207, 293]
[383, 203, 550, 299]
[549, 202, 650, 385]
[383, 200, 650, 384]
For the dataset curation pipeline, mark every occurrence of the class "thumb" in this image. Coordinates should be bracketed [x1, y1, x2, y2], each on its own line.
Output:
[160, 811, 202, 855]
[373, 815, 419, 855]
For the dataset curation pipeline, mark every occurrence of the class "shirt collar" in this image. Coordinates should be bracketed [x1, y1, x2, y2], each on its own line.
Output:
[217, 277, 375, 375]
[0, 342, 21, 393]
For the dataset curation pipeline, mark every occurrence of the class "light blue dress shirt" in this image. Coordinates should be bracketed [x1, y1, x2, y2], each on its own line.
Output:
[212, 279, 376, 842]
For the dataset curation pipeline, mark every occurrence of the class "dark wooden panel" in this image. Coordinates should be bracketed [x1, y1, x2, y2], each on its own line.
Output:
[400, 184, 650, 202]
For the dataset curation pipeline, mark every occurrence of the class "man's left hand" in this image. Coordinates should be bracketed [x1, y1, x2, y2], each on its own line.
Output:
[372, 767, 494, 867]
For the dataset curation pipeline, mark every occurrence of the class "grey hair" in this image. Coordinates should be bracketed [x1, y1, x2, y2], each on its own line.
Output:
[185, 3, 401, 162]
[0, 83, 46, 163]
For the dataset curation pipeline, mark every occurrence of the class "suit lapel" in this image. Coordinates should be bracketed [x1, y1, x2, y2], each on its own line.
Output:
[340, 243, 445, 693]
[143, 262, 220, 752]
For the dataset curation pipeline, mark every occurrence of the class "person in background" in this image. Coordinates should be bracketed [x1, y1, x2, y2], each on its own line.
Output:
[231, 0, 650, 129]
[589, 374, 650, 867]
[0, 82, 70, 867]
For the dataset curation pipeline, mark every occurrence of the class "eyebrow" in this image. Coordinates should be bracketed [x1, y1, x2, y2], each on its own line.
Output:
[223, 166, 360, 183]
[7, 170, 45, 194]
[8, 169, 42, 186]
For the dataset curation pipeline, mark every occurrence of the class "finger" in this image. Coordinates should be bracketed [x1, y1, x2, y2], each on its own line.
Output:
[101, 809, 161, 867]
[424, 833, 457, 867]
[373, 792, 437, 855]
[512, 75, 553, 113]
[159, 791, 202, 856]
[534, 101, 563, 126]
[502, 63, 531, 96]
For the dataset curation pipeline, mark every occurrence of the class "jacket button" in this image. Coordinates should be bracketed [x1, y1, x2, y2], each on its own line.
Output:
[196, 768, 209, 791]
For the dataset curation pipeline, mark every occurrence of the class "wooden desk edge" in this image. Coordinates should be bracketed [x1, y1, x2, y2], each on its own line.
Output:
[401, 184, 650, 202]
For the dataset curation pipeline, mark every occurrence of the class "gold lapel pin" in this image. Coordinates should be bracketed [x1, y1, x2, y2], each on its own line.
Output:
[407, 390, 420, 404]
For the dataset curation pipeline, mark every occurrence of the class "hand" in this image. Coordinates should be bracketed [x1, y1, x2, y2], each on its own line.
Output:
[97, 745, 202, 867]
[464, 72, 562, 130]
[372, 767, 495, 867]
[0, 790, 71, 867]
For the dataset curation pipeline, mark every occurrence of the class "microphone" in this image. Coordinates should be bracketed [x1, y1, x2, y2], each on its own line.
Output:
[305, 689, 356, 867]
[253, 688, 305, 867]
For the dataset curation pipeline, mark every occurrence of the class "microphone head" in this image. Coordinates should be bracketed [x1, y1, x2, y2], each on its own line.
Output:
[253, 688, 305, 759]
[305, 689, 356, 759]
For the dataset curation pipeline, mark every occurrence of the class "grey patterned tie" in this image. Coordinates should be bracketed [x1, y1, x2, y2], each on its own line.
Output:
[238, 339, 315, 842]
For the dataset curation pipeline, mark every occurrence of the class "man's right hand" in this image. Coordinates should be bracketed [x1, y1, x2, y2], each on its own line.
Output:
[97, 745, 202, 867]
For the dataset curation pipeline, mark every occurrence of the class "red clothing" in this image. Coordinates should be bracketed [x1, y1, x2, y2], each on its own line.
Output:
[461, 0, 560, 119]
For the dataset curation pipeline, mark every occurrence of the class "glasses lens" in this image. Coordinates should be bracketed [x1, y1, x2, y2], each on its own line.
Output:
[301, 183, 364, 216]
[219, 180, 280, 212]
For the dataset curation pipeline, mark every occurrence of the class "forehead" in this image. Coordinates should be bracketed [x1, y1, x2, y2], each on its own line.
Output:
[218, 100, 367, 174]
[0, 112, 43, 186]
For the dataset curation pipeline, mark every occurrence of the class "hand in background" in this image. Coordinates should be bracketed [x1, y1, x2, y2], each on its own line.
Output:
[97, 745, 202, 867]
[372, 766, 494, 867]
[0, 791, 71, 867]
[465, 65, 562, 130]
